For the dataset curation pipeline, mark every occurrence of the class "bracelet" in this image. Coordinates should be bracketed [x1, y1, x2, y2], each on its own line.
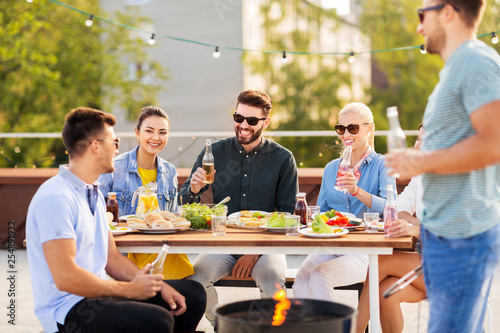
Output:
[351, 186, 360, 196]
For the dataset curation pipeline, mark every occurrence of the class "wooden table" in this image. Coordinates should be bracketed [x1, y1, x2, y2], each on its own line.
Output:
[115, 228, 414, 333]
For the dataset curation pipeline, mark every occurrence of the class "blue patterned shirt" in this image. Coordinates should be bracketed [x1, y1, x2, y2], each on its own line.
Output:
[422, 40, 500, 238]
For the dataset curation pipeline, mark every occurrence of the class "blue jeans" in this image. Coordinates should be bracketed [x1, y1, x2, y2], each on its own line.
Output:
[421, 224, 500, 333]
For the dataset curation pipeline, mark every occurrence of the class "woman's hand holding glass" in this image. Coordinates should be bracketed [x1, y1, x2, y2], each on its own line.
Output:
[385, 219, 420, 238]
[336, 171, 358, 194]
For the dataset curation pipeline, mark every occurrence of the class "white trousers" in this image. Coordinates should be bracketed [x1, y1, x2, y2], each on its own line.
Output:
[187, 254, 287, 326]
[293, 254, 368, 301]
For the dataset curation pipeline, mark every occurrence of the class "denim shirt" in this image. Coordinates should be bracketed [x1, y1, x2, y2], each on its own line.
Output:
[317, 150, 394, 218]
[98, 146, 178, 215]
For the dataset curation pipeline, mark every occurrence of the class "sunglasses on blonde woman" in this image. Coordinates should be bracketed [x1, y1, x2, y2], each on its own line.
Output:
[334, 123, 369, 135]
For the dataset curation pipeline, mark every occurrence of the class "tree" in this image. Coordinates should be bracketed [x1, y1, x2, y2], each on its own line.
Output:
[359, 0, 500, 152]
[244, 0, 352, 167]
[0, 0, 167, 167]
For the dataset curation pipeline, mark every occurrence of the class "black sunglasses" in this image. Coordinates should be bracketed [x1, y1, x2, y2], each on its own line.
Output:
[417, 4, 460, 23]
[334, 123, 369, 135]
[233, 112, 267, 126]
[94, 138, 120, 149]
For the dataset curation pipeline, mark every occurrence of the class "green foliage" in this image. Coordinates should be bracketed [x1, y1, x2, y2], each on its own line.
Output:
[244, 0, 351, 167]
[0, 0, 168, 167]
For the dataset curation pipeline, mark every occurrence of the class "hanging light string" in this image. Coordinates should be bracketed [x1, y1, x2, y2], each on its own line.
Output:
[43, 0, 500, 57]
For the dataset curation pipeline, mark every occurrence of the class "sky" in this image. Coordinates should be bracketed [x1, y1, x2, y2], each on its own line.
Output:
[321, 0, 351, 15]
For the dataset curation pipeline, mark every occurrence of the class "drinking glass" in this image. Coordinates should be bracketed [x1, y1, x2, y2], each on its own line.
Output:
[364, 212, 380, 233]
[285, 215, 300, 236]
[307, 206, 320, 227]
[211, 213, 227, 236]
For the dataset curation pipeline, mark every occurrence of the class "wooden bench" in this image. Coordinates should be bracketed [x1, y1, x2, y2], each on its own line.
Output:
[214, 275, 365, 300]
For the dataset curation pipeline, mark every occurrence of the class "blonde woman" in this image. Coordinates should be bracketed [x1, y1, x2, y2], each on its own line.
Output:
[293, 102, 394, 300]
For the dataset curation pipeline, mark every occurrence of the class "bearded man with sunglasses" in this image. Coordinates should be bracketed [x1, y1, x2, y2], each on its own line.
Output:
[386, 1, 500, 332]
[179, 90, 298, 327]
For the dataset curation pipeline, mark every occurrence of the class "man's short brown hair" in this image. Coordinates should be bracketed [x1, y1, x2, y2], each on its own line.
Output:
[236, 90, 273, 117]
[62, 107, 116, 158]
[443, 0, 485, 27]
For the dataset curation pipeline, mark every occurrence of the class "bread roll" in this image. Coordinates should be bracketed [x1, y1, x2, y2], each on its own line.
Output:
[159, 211, 177, 221]
[127, 218, 148, 228]
[105, 212, 114, 224]
[171, 217, 191, 229]
[152, 220, 174, 229]
[144, 212, 165, 227]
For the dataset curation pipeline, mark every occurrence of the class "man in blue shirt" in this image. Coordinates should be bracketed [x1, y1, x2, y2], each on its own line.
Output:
[386, 1, 500, 332]
[26, 107, 205, 333]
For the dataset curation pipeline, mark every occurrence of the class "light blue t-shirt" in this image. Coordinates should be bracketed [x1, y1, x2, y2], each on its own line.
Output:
[422, 39, 500, 238]
[317, 150, 394, 218]
[26, 165, 110, 332]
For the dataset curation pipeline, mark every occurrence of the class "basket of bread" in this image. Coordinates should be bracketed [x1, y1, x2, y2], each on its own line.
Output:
[127, 211, 191, 230]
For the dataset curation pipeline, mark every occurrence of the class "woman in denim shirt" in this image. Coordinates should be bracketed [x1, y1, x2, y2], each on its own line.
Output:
[99, 106, 193, 279]
[293, 102, 394, 301]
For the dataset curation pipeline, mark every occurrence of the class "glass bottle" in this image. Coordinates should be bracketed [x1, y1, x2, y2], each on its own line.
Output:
[106, 192, 119, 223]
[386, 106, 407, 153]
[294, 193, 308, 226]
[334, 146, 352, 193]
[149, 244, 170, 274]
[383, 184, 397, 237]
[202, 139, 215, 184]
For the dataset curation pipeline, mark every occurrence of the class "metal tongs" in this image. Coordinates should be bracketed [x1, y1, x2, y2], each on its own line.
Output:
[383, 265, 423, 298]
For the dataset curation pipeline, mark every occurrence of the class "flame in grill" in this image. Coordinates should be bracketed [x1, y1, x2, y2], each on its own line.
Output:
[272, 289, 291, 326]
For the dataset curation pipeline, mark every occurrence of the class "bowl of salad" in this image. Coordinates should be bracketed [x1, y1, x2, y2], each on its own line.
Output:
[181, 203, 228, 230]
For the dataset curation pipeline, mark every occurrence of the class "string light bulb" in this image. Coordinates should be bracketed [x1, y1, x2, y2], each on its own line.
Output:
[213, 46, 221, 58]
[281, 51, 288, 63]
[26, 0, 34, 3]
[85, 15, 94, 27]
[420, 44, 427, 54]
[348, 52, 356, 64]
[491, 32, 499, 45]
[148, 33, 156, 45]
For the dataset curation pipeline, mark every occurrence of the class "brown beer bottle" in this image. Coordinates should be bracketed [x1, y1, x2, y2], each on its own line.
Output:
[106, 192, 119, 223]
[294, 193, 308, 226]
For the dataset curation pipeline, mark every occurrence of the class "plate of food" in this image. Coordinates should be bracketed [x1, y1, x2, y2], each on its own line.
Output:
[135, 227, 185, 234]
[119, 214, 136, 222]
[110, 227, 132, 236]
[299, 227, 349, 238]
[257, 212, 291, 232]
[258, 225, 287, 232]
[127, 212, 191, 233]
[317, 210, 363, 229]
[227, 210, 269, 229]
[227, 210, 269, 220]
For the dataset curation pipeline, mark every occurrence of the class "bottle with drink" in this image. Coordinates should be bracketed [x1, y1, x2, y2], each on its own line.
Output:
[149, 244, 170, 274]
[386, 106, 407, 153]
[383, 184, 397, 237]
[106, 192, 119, 223]
[202, 139, 214, 184]
[334, 146, 352, 193]
[294, 192, 308, 226]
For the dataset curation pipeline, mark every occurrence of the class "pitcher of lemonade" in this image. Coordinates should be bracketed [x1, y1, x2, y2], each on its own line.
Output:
[132, 182, 159, 219]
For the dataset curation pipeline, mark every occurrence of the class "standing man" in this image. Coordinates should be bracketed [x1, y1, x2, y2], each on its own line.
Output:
[26, 107, 206, 333]
[386, 1, 500, 332]
[179, 90, 298, 326]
